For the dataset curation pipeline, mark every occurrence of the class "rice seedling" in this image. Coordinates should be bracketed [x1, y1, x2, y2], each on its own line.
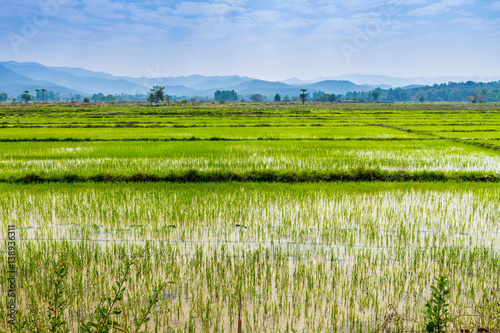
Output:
[1, 103, 500, 332]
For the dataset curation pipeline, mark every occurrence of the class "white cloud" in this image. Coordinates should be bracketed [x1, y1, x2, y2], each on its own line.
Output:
[275, 18, 310, 29]
[408, 0, 471, 16]
[250, 9, 281, 23]
[172, 2, 246, 17]
[82, 0, 126, 19]
[488, 1, 500, 10]
[274, 0, 316, 14]
[451, 17, 496, 31]
[216, 0, 249, 5]
[128, 5, 192, 27]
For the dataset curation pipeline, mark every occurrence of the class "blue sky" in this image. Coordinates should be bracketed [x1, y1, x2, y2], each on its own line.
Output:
[1, 0, 500, 80]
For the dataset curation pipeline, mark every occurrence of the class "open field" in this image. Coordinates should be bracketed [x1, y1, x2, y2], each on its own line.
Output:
[1, 103, 500, 332]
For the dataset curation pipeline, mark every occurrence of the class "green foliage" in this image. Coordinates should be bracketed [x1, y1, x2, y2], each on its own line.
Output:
[77, 255, 165, 333]
[371, 88, 382, 101]
[299, 89, 308, 104]
[0, 92, 8, 102]
[148, 86, 165, 105]
[250, 94, 264, 102]
[319, 93, 337, 102]
[214, 90, 238, 101]
[132, 283, 167, 333]
[424, 275, 450, 333]
[79, 256, 134, 333]
[345, 81, 500, 102]
[48, 259, 70, 333]
[21, 90, 32, 103]
[147, 93, 155, 105]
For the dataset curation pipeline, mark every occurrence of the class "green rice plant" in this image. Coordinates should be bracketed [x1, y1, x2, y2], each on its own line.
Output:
[2, 103, 500, 332]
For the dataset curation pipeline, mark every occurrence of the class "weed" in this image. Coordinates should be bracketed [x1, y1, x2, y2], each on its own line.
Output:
[424, 275, 450, 333]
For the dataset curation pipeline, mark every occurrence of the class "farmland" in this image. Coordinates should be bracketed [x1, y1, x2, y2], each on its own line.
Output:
[1, 102, 500, 332]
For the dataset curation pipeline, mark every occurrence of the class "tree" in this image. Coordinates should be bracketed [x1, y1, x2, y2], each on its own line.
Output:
[166, 95, 171, 105]
[250, 94, 264, 102]
[471, 90, 479, 103]
[299, 89, 308, 104]
[83, 97, 90, 103]
[147, 93, 155, 106]
[274, 94, 281, 102]
[92, 93, 104, 102]
[312, 91, 325, 100]
[419, 95, 425, 103]
[320, 94, 337, 102]
[41, 88, 47, 103]
[371, 88, 381, 102]
[21, 90, 31, 103]
[214, 90, 238, 101]
[0, 92, 7, 102]
[35, 89, 41, 102]
[149, 86, 165, 104]
[480, 87, 488, 103]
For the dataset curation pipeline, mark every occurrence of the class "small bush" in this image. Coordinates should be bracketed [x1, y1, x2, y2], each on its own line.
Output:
[424, 275, 450, 333]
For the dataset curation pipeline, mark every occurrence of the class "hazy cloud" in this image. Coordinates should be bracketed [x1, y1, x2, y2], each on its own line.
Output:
[488, 1, 500, 10]
[172, 1, 246, 17]
[82, 0, 126, 19]
[408, 0, 471, 16]
[0, 0, 498, 80]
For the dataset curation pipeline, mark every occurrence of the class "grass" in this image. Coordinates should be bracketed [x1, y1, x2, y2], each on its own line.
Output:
[1, 102, 500, 332]
[0, 126, 429, 140]
[2, 182, 500, 331]
[0, 140, 499, 180]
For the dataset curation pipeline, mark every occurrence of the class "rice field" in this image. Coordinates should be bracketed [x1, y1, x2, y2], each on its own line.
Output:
[1, 103, 500, 332]
[0, 125, 427, 141]
[0, 141, 499, 179]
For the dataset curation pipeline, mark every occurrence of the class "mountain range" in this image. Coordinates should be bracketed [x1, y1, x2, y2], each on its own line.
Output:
[1, 61, 498, 99]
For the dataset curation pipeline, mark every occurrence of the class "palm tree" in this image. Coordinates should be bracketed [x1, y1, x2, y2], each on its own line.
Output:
[41, 88, 47, 103]
[300, 89, 308, 104]
[35, 89, 40, 102]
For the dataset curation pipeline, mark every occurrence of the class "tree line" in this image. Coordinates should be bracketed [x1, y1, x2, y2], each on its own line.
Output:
[343, 81, 500, 103]
[3, 81, 500, 104]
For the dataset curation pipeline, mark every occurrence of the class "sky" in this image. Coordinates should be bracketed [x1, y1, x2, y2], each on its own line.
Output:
[1, 0, 500, 81]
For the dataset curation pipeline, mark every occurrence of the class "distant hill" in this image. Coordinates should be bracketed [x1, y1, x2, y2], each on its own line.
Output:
[0, 64, 59, 87]
[226, 79, 295, 97]
[0, 64, 81, 96]
[1, 61, 498, 101]
[0, 61, 381, 99]
[283, 74, 500, 88]
[305, 80, 373, 94]
[1, 61, 143, 95]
